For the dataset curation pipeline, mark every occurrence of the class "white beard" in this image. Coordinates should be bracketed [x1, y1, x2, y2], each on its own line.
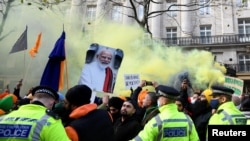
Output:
[97, 61, 109, 70]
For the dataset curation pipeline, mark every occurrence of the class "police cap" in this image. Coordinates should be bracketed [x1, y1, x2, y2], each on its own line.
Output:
[156, 85, 180, 99]
[210, 85, 234, 96]
[32, 85, 59, 100]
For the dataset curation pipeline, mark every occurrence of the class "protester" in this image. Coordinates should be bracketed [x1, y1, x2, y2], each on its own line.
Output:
[108, 96, 125, 124]
[232, 94, 241, 109]
[132, 85, 199, 141]
[13, 79, 23, 100]
[175, 97, 187, 112]
[179, 79, 193, 117]
[130, 80, 158, 123]
[240, 96, 250, 124]
[140, 91, 158, 128]
[190, 92, 200, 104]
[191, 89, 213, 141]
[0, 93, 18, 115]
[0, 85, 70, 140]
[113, 98, 141, 141]
[97, 94, 125, 124]
[64, 84, 114, 141]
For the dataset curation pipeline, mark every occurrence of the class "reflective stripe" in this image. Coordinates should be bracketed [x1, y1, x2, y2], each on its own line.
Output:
[221, 111, 234, 124]
[153, 114, 193, 140]
[154, 115, 162, 141]
[221, 111, 247, 125]
[32, 114, 50, 141]
[231, 115, 246, 118]
[152, 119, 189, 127]
[184, 114, 192, 134]
[134, 135, 142, 141]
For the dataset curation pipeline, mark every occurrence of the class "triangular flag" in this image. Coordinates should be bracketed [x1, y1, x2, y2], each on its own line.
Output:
[9, 26, 28, 54]
[29, 32, 42, 58]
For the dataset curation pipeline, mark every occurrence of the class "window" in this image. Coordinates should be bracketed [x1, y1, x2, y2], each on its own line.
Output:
[238, 19, 250, 42]
[199, 0, 210, 15]
[87, 5, 96, 21]
[112, 5, 123, 22]
[236, 0, 248, 7]
[200, 25, 211, 43]
[166, 0, 177, 17]
[238, 19, 250, 34]
[137, 5, 144, 21]
[166, 27, 177, 44]
[238, 54, 250, 72]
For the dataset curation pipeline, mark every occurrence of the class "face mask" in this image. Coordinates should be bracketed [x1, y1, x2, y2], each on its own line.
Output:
[210, 99, 219, 109]
[190, 97, 196, 104]
[157, 101, 161, 107]
[192, 100, 208, 116]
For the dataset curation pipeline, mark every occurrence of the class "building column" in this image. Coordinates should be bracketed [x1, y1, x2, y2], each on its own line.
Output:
[96, 0, 108, 21]
[69, 0, 83, 28]
[221, 0, 234, 34]
[180, 0, 193, 37]
[151, 0, 162, 39]
[123, 0, 134, 25]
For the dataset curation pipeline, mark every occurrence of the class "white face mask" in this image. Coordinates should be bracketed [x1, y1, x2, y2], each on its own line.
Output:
[190, 97, 196, 104]
[157, 100, 161, 107]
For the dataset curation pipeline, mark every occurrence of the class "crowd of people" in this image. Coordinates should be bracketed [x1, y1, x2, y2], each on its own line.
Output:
[0, 78, 250, 141]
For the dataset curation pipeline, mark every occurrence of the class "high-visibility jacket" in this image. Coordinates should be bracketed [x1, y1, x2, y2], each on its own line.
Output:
[208, 102, 247, 125]
[0, 104, 70, 141]
[241, 111, 250, 125]
[132, 103, 199, 141]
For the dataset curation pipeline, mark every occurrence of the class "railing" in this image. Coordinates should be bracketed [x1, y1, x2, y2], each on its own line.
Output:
[225, 64, 250, 73]
[161, 34, 250, 46]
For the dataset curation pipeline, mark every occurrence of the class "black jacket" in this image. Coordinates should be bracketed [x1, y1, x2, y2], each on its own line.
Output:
[69, 109, 114, 141]
[113, 115, 141, 141]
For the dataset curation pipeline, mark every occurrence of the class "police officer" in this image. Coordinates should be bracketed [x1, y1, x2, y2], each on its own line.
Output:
[208, 85, 247, 125]
[132, 85, 199, 141]
[0, 85, 70, 141]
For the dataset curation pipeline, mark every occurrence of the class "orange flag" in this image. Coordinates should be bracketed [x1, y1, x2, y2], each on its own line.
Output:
[29, 32, 42, 58]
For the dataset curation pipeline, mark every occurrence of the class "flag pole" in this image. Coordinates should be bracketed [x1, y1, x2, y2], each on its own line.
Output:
[22, 25, 28, 78]
[63, 24, 69, 90]
[23, 31, 42, 94]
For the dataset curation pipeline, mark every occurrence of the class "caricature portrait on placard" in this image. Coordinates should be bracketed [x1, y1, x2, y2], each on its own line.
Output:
[78, 43, 124, 93]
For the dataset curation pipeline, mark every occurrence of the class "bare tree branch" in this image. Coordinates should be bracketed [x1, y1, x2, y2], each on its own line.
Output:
[106, 0, 214, 35]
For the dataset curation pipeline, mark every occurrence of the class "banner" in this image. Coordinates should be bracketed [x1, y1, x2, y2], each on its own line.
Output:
[124, 74, 140, 90]
[224, 76, 244, 96]
[78, 43, 124, 93]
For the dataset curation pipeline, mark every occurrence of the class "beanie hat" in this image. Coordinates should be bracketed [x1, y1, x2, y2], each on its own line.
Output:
[65, 85, 92, 107]
[176, 97, 185, 105]
[125, 98, 137, 109]
[0, 95, 14, 112]
[201, 89, 213, 104]
[108, 97, 124, 110]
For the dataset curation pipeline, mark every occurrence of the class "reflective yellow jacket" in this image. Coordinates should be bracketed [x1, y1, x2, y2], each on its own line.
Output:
[208, 102, 247, 125]
[0, 104, 70, 141]
[132, 103, 199, 141]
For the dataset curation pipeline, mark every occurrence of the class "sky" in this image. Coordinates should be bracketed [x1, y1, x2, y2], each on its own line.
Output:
[0, 1, 226, 96]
